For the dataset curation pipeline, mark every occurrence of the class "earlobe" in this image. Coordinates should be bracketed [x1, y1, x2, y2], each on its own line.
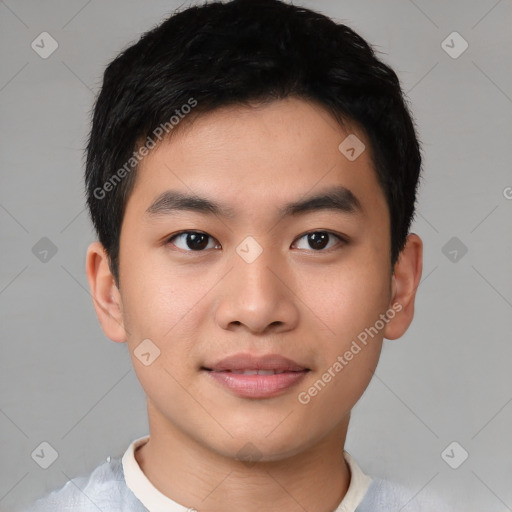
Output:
[384, 233, 423, 340]
[85, 241, 127, 343]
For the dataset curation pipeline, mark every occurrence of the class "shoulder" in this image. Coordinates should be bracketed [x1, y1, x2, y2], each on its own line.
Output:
[356, 476, 451, 512]
[19, 457, 146, 512]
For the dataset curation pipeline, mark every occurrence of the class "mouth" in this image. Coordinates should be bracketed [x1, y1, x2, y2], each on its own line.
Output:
[204, 369, 303, 375]
[201, 353, 310, 399]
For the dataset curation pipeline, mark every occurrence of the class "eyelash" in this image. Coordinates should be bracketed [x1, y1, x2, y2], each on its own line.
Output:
[165, 230, 348, 253]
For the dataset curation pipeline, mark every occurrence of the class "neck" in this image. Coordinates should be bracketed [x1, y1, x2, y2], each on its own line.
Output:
[134, 402, 351, 512]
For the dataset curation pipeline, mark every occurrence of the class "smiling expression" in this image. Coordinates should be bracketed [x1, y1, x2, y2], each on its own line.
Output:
[95, 97, 402, 460]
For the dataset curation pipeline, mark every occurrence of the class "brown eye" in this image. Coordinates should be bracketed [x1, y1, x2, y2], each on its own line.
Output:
[167, 231, 219, 251]
[293, 231, 344, 251]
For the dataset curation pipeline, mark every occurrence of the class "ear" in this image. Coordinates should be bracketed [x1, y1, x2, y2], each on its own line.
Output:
[383, 233, 423, 340]
[85, 241, 127, 343]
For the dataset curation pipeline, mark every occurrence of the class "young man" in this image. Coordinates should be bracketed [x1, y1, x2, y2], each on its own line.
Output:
[22, 0, 445, 510]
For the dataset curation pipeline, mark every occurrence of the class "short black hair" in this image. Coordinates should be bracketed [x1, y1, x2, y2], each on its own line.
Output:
[85, 0, 422, 286]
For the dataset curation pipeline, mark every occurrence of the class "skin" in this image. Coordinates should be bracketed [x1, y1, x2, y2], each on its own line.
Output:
[86, 97, 423, 512]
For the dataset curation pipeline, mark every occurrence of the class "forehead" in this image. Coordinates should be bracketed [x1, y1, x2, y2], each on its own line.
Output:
[125, 97, 387, 224]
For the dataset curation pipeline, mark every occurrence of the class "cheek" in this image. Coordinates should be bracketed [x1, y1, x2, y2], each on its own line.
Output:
[296, 269, 387, 421]
[119, 244, 201, 335]
[305, 257, 390, 342]
[297, 341, 382, 433]
[119, 253, 223, 389]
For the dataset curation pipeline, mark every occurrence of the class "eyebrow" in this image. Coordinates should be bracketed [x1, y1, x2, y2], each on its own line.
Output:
[145, 185, 363, 220]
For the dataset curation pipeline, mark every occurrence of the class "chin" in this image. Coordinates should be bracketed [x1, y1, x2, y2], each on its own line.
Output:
[203, 426, 318, 464]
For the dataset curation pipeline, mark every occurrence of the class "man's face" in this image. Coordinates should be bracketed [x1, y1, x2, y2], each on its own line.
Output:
[117, 97, 393, 460]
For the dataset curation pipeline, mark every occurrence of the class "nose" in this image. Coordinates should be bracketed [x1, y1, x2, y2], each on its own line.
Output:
[215, 248, 300, 335]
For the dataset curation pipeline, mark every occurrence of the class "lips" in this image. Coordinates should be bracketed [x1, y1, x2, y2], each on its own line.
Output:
[222, 369, 289, 375]
[202, 353, 309, 373]
[202, 353, 310, 399]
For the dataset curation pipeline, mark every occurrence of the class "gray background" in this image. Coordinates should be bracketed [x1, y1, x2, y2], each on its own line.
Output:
[1, 1, 511, 511]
